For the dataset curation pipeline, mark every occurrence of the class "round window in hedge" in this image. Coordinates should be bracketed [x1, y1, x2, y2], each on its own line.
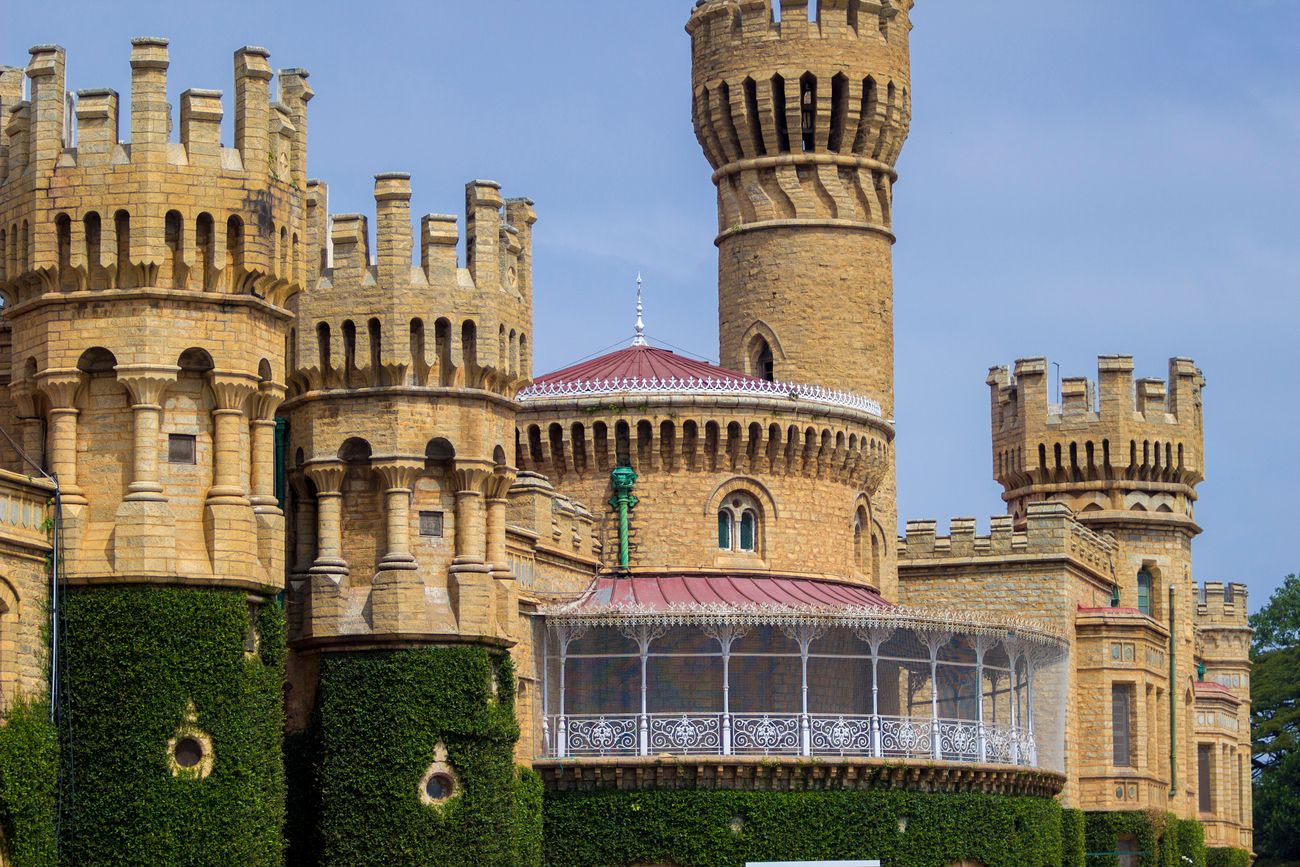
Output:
[425, 773, 455, 801]
[166, 725, 214, 779]
[418, 741, 460, 806]
[174, 737, 204, 768]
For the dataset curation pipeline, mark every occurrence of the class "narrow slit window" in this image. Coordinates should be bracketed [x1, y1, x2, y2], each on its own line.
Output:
[1111, 683, 1134, 767]
[1137, 568, 1153, 616]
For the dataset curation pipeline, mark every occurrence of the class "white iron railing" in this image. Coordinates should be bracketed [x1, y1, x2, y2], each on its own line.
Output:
[545, 712, 1038, 766]
[518, 375, 884, 418]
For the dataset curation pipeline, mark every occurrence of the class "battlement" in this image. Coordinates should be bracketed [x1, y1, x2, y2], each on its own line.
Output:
[687, 0, 913, 45]
[899, 501, 1117, 580]
[0, 39, 310, 308]
[1195, 581, 1250, 629]
[292, 174, 535, 396]
[988, 356, 1205, 501]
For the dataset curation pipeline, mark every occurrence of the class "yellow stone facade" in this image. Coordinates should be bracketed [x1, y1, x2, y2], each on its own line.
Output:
[0, 0, 1253, 854]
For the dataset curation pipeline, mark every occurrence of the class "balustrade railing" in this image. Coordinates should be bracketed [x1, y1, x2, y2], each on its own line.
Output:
[547, 712, 1037, 766]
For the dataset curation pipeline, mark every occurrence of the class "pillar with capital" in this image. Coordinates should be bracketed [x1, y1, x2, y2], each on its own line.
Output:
[305, 461, 348, 637]
[36, 369, 89, 567]
[485, 468, 517, 639]
[371, 460, 426, 634]
[205, 371, 264, 583]
[112, 365, 178, 576]
[249, 381, 286, 575]
[8, 380, 45, 470]
[450, 461, 496, 638]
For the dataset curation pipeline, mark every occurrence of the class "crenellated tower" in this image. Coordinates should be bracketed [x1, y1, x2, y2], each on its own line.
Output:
[686, 0, 912, 601]
[282, 173, 539, 858]
[0, 39, 308, 861]
[686, 0, 911, 404]
[988, 355, 1210, 816]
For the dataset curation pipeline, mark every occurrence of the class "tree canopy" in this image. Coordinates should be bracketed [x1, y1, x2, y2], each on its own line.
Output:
[1251, 573, 1300, 865]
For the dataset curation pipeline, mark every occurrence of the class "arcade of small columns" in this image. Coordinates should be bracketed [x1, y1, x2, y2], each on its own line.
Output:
[8, 363, 285, 525]
[295, 455, 518, 604]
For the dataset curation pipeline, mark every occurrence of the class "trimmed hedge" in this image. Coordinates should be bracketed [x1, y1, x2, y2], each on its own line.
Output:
[311, 647, 541, 866]
[58, 587, 286, 866]
[1061, 808, 1086, 867]
[0, 697, 58, 867]
[1084, 811, 1206, 867]
[1205, 847, 1251, 867]
[543, 788, 1065, 867]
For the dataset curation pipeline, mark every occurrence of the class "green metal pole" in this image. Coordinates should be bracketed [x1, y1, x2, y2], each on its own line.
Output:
[609, 466, 638, 570]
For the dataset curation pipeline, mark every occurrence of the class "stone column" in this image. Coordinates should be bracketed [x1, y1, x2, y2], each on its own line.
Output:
[305, 461, 347, 637]
[112, 365, 177, 576]
[371, 460, 424, 634]
[115, 365, 177, 502]
[206, 372, 262, 583]
[485, 468, 517, 637]
[8, 381, 45, 468]
[249, 382, 286, 576]
[35, 370, 86, 503]
[450, 461, 495, 637]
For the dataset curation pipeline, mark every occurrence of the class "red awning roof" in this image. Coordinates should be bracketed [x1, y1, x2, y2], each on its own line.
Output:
[1194, 681, 1238, 699]
[569, 573, 891, 613]
[532, 345, 756, 387]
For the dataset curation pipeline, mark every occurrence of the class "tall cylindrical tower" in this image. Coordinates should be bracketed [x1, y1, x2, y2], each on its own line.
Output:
[686, 0, 912, 407]
[687, 0, 912, 598]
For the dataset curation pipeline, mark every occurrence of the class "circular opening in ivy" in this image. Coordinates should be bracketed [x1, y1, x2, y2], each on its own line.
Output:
[174, 737, 204, 768]
[425, 773, 455, 801]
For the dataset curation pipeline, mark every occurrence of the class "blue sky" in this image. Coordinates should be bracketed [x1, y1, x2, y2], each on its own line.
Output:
[6, 1, 1298, 611]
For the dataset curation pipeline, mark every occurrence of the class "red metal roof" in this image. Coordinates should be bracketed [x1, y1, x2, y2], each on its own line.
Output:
[1194, 681, 1238, 698]
[532, 345, 757, 387]
[571, 573, 891, 612]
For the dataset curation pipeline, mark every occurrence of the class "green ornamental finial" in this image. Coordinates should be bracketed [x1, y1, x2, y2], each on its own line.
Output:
[1197, 661, 1206, 682]
[609, 466, 638, 570]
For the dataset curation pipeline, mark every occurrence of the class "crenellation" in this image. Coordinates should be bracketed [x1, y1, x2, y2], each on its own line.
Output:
[1197, 581, 1250, 629]
[420, 213, 459, 282]
[73, 89, 120, 166]
[328, 213, 369, 283]
[466, 179, 503, 290]
[277, 68, 312, 190]
[233, 45, 273, 174]
[25, 44, 65, 173]
[374, 172, 412, 285]
[129, 38, 170, 163]
[179, 88, 223, 167]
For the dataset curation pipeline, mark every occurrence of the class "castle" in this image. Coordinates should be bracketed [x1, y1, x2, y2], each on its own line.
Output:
[0, 3, 1253, 865]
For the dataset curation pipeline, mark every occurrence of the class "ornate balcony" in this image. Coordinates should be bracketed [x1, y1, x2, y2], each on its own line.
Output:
[539, 574, 1068, 772]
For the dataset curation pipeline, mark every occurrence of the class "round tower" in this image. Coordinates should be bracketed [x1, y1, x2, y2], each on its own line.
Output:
[686, 0, 912, 406]
[283, 173, 538, 861]
[0, 39, 308, 860]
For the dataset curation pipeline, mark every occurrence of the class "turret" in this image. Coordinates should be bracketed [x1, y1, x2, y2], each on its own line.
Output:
[285, 171, 535, 651]
[988, 356, 1205, 524]
[0, 37, 307, 861]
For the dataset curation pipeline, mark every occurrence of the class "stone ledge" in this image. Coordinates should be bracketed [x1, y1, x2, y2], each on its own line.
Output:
[534, 756, 1065, 797]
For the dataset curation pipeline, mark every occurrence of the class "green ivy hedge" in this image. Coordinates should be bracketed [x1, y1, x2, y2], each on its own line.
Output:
[1061, 808, 1086, 867]
[309, 647, 541, 866]
[543, 788, 1065, 867]
[58, 587, 286, 866]
[1204, 847, 1251, 867]
[1084, 811, 1206, 867]
[0, 697, 58, 867]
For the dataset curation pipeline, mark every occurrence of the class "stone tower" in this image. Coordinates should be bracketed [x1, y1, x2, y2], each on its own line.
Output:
[282, 174, 538, 859]
[686, 0, 912, 597]
[0, 40, 308, 860]
[988, 356, 1217, 817]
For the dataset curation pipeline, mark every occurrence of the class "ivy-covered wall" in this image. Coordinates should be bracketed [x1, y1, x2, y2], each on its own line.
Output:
[308, 646, 541, 867]
[1083, 810, 1207, 867]
[1205, 846, 1251, 867]
[0, 697, 58, 867]
[58, 587, 286, 866]
[542, 788, 1066, 867]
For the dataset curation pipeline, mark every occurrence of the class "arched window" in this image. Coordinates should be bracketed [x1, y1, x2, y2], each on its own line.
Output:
[717, 493, 760, 554]
[1137, 568, 1153, 617]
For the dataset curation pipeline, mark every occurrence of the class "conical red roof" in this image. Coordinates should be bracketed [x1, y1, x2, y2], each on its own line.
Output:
[531, 344, 756, 387]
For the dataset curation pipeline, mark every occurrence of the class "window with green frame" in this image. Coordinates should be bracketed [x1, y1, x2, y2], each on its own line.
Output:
[1137, 568, 1152, 616]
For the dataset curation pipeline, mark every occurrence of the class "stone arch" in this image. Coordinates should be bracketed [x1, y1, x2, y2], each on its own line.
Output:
[740, 320, 786, 379]
[705, 475, 779, 522]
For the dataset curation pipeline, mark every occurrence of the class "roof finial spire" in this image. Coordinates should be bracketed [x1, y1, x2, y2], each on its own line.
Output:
[631, 272, 647, 347]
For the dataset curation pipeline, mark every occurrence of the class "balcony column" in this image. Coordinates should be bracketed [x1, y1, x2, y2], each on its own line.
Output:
[787, 624, 822, 757]
[921, 629, 952, 761]
[115, 365, 178, 501]
[35, 370, 86, 504]
[859, 626, 892, 759]
[1006, 640, 1023, 765]
[975, 634, 990, 763]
